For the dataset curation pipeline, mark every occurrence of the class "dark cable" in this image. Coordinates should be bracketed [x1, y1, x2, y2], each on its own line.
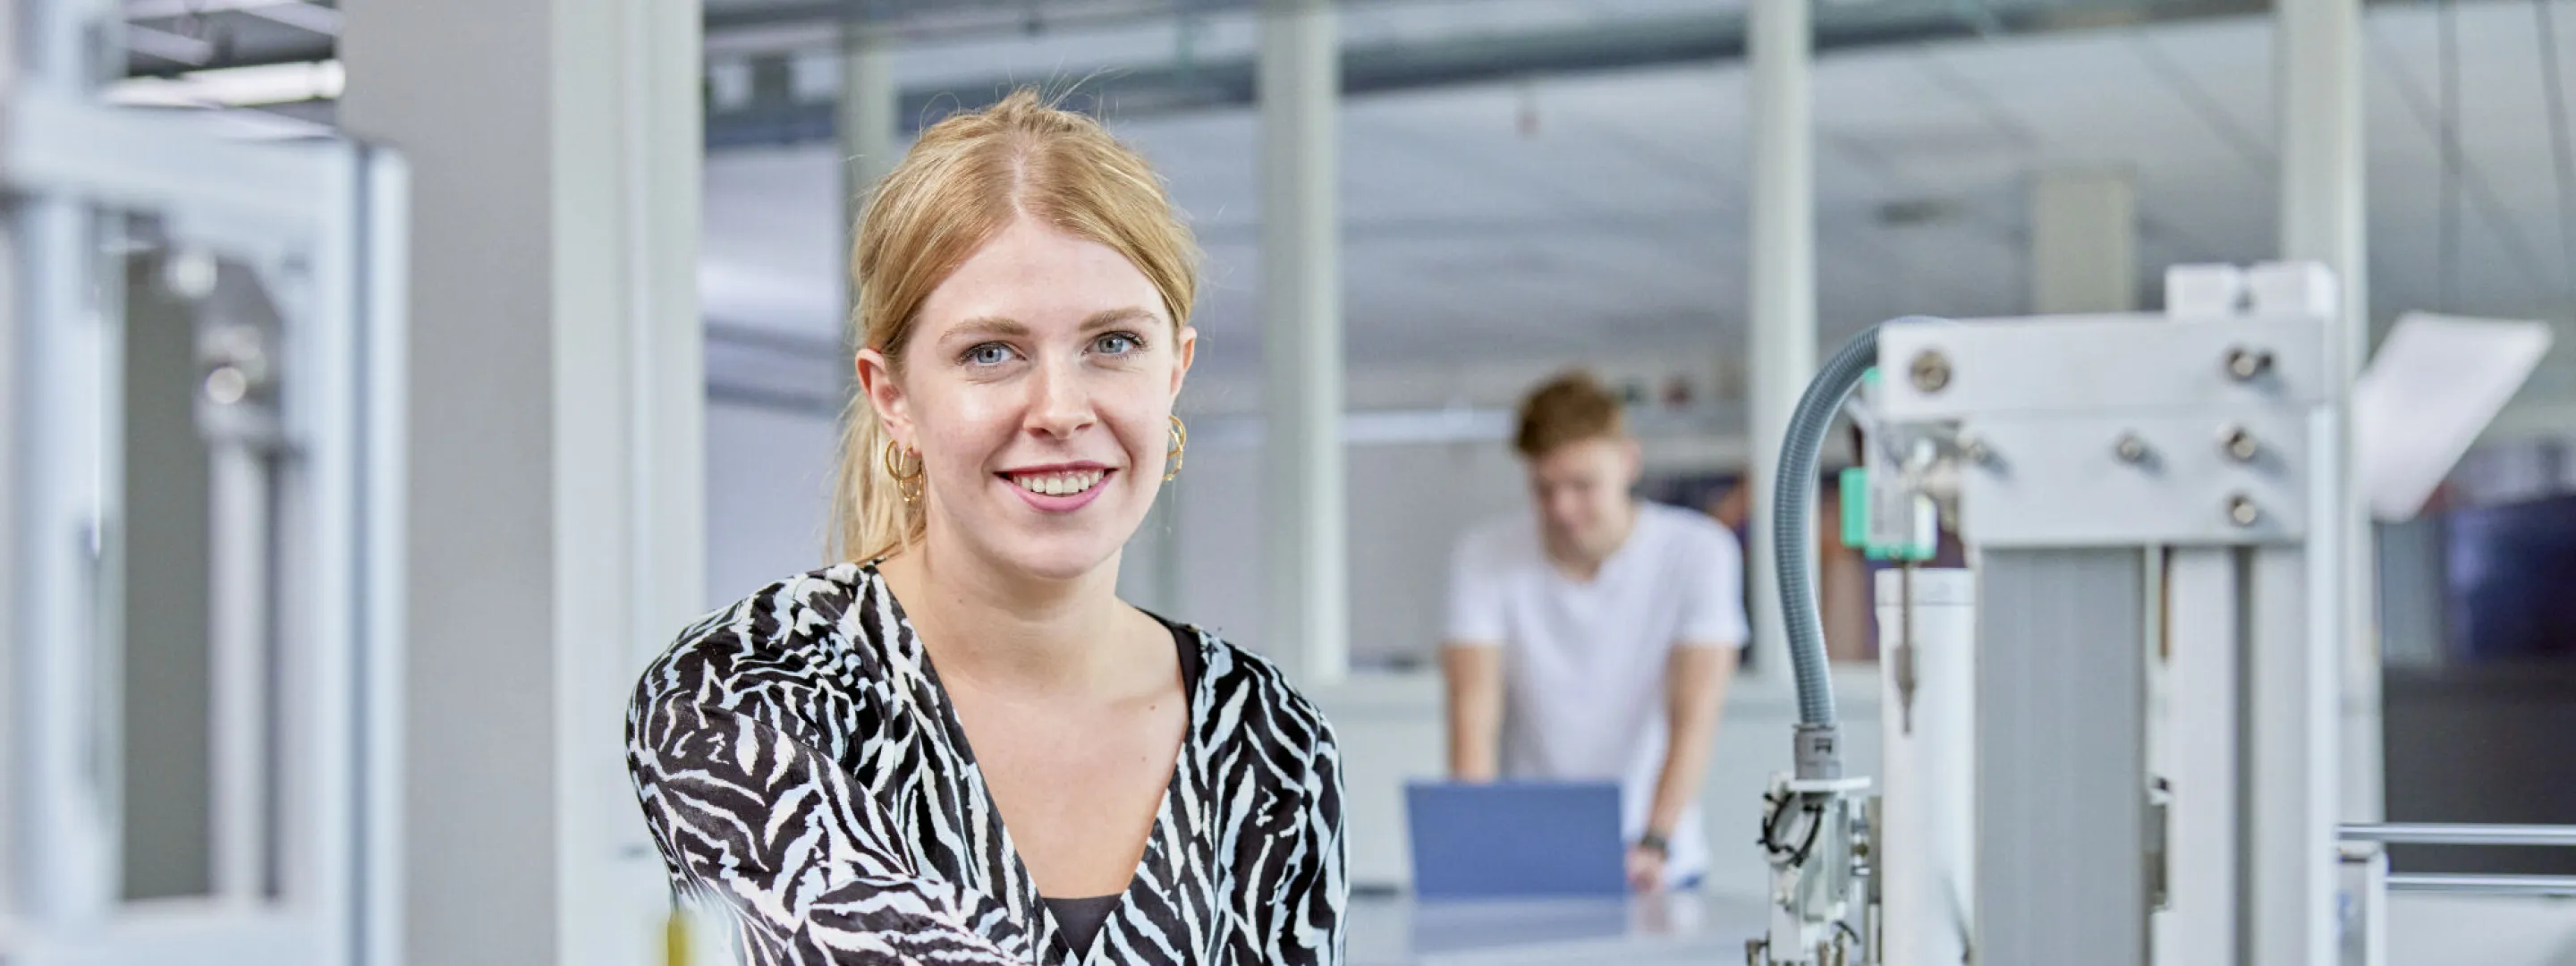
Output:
[1788, 802, 1827, 868]
[1835, 920, 1865, 946]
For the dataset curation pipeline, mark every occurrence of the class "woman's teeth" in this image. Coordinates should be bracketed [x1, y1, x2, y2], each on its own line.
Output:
[1011, 470, 1106, 496]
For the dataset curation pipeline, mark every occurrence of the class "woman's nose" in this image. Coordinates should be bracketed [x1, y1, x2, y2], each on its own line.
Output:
[1024, 360, 1097, 438]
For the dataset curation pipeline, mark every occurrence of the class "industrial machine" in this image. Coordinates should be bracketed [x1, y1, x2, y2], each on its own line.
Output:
[1747, 264, 2569, 966]
[2, 1, 407, 963]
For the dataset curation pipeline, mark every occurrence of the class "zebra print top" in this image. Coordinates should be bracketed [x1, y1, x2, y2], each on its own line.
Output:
[624, 563, 1348, 965]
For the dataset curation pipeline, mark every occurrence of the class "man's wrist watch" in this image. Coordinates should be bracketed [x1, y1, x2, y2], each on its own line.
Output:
[1635, 832, 1670, 857]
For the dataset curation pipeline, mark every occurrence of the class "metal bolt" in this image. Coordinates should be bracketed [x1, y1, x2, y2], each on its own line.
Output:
[2225, 347, 2275, 382]
[2227, 495, 2262, 527]
[2114, 433, 2150, 464]
[1910, 350, 1953, 394]
[205, 365, 249, 405]
[2222, 426, 2260, 462]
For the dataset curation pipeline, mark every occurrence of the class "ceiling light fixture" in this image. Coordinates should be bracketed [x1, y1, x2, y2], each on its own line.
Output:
[107, 58, 344, 109]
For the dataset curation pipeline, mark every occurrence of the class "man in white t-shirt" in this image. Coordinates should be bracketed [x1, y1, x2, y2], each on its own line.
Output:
[1443, 371, 1748, 892]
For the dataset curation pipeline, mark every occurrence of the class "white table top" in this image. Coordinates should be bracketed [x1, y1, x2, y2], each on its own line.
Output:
[1347, 892, 1771, 965]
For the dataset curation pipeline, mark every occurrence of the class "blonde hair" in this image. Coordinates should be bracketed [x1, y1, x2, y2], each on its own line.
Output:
[831, 89, 1199, 564]
[1513, 370, 1627, 459]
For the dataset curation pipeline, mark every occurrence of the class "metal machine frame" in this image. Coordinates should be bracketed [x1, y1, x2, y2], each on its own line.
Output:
[1754, 263, 2572, 966]
[1877, 262, 2347, 966]
[1753, 263, 2344, 966]
[2, 1, 407, 963]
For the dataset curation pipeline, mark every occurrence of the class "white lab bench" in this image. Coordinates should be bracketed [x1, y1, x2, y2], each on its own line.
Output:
[1347, 892, 1771, 965]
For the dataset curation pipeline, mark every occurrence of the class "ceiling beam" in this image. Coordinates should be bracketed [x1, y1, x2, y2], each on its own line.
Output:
[706, 0, 2285, 149]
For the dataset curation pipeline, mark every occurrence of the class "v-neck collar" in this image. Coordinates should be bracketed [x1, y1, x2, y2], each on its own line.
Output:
[1540, 503, 1648, 591]
[860, 564, 1206, 964]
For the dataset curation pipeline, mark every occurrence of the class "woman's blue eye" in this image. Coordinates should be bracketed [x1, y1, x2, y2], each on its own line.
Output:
[966, 343, 1014, 366]
[1095, 332, 1140, 355]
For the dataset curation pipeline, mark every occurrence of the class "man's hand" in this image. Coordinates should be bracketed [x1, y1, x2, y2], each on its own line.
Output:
[1625, 843, 1667, 894]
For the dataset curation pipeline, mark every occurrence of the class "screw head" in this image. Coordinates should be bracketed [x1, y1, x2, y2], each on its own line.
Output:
[2114, 433, 2150, 464]
[2225, 347, 2275, 382]
[1910, 350, 1953, 394]
[2223, 427, 2260, 462]
[2227, 495, 2262, 527]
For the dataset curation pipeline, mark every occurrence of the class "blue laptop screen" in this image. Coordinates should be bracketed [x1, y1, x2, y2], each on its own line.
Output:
[1405, 781, 1629, 899]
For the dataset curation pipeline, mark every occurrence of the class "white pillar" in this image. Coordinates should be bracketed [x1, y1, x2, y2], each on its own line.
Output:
[1747, 0, 1816, 680]
[2278, 0, 2380, 824]
[2030, 168, 2137, 314]
[1258, 0, 1346, 684]
[839, 20, 896, 316]
[552, 4, 705, 965]
[339, 2, 704, 965]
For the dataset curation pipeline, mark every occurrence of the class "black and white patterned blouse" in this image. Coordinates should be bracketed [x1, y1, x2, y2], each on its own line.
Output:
[625, 563, 1348, 965]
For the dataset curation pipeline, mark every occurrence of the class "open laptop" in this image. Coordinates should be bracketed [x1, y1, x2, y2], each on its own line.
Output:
[1404, 780, 1629, 900]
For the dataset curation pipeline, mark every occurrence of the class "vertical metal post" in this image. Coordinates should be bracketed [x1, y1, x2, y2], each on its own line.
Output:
[206, 398, 271, 905]
[2337, 844, 2388, 966]
[2158, 547, 2245, 963]
[2244, 408, 2344, 966]
[297, 140, 377, 959]
[2278, 0, 2379, 826]
[1975, 549, 2151, 966]
[1748, 0, 1817, 677]
[358, 148, 413, 966]
[12, 0, 118, 933]
[12, 185, 115, 935]
[1258, 0, 1346, 684]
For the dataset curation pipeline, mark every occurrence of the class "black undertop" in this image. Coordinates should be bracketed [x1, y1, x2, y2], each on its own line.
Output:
[1042, 614, 1202, 954]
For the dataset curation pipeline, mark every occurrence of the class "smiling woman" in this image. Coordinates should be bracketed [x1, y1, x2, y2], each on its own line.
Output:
[623, 89, 1347, 966]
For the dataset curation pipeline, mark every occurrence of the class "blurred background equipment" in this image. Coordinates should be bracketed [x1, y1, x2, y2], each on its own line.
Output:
[1749, 264, 2559, 966]
[2, 0, 406, 963]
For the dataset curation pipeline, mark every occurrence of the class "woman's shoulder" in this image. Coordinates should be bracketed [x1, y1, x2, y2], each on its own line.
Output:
[630, 563, 894, 716]
[1172, 623, 1339, 756]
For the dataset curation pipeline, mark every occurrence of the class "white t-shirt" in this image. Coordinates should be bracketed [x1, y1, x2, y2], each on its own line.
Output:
[1445, 501, 1750, 884]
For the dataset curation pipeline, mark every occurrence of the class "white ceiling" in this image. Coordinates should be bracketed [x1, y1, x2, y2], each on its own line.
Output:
[703, 0, 2576, 398]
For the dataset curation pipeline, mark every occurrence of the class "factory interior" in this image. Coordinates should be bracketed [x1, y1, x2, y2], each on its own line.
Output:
[8, 0, 2576, 963]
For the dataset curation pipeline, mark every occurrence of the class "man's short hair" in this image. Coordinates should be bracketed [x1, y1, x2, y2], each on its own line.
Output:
[1513, 371, 1627, 459]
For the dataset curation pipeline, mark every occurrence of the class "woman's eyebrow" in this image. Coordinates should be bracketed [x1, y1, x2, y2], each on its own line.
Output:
[940, 309, 1157, 342]
[943, 316, 1030, 340]
[1079, 307, 1160, 331]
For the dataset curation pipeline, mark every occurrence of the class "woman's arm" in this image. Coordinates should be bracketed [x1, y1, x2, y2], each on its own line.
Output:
[1267, 720, 1349, 965]
[629, 698, 1032, 965]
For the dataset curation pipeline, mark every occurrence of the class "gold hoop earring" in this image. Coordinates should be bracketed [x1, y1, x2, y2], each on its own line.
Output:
[1164, 415, 1187, 482]
[882, 439, 924, 504]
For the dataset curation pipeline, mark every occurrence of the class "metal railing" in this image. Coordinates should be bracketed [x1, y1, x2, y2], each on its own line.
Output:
[2341, 824, 2576, 899]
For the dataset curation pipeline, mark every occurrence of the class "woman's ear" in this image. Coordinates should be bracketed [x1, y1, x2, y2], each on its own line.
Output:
[1169, 324, 1198, 397]
[856, 348, 912, 446]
